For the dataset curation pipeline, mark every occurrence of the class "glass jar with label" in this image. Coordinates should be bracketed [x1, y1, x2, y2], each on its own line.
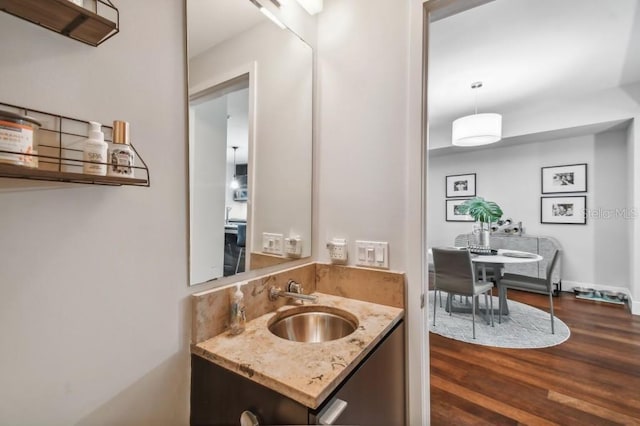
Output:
[0, 110, 41, 167]
[107, 120, 135, 178]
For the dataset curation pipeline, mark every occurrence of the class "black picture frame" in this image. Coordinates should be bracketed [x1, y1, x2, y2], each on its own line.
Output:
[233, 175, 248, 202]
[446, 198, 474, 222]
[540, 196, 587, 225]
[446, 173, 476, 198]
[541, 163, 587, 194]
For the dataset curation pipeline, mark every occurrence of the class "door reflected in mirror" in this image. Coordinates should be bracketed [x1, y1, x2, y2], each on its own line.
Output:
[187, 0, 313, 286]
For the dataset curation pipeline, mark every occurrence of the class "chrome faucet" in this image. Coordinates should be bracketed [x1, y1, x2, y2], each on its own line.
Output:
[225, 206, 232, 224]
[269, 280, 318, 304]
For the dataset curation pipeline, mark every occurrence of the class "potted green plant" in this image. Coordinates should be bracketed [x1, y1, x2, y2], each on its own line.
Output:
[458, 197, 503, 247]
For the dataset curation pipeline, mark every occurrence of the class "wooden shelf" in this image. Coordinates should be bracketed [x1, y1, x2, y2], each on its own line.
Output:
[0, 0, 118, 47]
[0, 163, 148, 186]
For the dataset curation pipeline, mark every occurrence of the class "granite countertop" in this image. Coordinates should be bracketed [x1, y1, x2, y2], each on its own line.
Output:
[191, 292, 404, 409]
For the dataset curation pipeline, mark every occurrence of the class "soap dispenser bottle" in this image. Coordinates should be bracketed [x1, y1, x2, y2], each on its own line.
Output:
[229, 284, 246, 335]
[83, 121, 108, 176]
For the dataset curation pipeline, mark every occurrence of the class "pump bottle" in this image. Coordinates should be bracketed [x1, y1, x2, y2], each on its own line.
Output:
[229, 284, 246, 335]
[83, 121, 108, 176]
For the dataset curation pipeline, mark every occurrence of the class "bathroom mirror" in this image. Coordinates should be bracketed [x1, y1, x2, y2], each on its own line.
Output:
[187, 0, 313, 286]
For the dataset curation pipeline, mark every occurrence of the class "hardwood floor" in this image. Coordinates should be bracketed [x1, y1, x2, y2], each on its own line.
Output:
[430, 290, 640, 425]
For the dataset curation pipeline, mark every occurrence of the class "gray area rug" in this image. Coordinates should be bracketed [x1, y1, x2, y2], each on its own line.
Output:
[429, 291, 570, 349]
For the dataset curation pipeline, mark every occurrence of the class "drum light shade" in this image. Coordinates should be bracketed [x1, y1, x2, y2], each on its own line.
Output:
[452, 113, 502, 147]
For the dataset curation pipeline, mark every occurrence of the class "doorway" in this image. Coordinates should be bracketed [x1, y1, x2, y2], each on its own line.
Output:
[423, 0, 639, 422]
[189, 74, 251, 283]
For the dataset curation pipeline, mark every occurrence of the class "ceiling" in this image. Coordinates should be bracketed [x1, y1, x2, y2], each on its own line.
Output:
[188, 0, 640, 148]
[428, 0, 640, 132]
[187, 0, 264, 59]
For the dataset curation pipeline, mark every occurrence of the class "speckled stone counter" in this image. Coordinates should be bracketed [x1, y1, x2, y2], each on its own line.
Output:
[191, 293, 404, 409]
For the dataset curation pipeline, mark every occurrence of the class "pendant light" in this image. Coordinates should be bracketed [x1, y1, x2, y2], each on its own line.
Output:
[230, 146, 240, 190]
[452, 82, 502, 147]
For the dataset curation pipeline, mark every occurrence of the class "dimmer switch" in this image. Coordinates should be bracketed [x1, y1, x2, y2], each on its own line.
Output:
[355, 240, 389, 269]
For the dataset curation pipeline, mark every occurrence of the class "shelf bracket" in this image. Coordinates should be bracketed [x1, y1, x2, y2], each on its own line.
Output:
[61, 14, 88, 36]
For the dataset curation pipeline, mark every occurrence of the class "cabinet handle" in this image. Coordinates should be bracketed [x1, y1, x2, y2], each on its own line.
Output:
[240, 410, 259, 426]
[318, 398, 348, 425]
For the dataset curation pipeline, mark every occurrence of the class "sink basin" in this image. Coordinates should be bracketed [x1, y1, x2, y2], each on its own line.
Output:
[268, 305, 358, 343]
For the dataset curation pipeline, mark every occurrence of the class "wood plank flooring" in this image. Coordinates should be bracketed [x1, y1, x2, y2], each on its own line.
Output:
[430, 290, 640, 425]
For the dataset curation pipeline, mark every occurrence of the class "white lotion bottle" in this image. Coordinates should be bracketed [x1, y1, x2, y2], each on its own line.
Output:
[83, 121, 108, 176]
[229, 284, 246, 335]
[107, 120, 135, 178]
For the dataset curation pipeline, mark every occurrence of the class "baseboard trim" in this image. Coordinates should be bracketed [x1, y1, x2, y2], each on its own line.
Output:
[631, 296, 640, 316]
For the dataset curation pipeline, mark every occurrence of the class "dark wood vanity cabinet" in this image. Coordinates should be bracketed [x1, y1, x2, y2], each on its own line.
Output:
[191, 321, 405, 425]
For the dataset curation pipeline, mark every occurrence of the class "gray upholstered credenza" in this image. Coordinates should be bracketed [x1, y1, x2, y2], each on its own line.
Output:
[454, 233, 563, 294]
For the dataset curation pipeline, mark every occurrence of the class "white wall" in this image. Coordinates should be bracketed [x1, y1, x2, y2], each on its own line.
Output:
[428, 130, 630, 290]
[317, 0, 427, 423]
[191, 99, 227, 283]
[316, 0, 408, 267]
[189, 20, 313, 259]
[0, 2, 191, 425]
[628, 117, 640, 314]
[593, 130, 630, 288]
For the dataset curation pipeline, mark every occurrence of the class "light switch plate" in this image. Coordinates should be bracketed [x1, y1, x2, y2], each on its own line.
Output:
[262, 232, 284, 255]
[355, 240, 389, 269]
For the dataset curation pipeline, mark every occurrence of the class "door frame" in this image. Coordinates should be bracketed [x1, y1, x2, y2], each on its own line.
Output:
[409, 0, 497, 423]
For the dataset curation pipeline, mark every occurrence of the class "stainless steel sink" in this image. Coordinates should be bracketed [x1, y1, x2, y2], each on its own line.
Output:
[268, 306, 358, 343]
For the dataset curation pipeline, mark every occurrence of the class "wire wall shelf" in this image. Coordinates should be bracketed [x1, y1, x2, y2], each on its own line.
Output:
[0, 101, 150, 187]
[0, 0, 119, 47]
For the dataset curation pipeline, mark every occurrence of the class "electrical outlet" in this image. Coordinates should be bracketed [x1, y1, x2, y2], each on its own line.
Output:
[327, 238, 348, 264]
[284, 236, 302, 257]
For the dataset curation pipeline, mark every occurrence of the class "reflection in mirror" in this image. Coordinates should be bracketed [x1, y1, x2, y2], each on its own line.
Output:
[187, 0, 313, 286]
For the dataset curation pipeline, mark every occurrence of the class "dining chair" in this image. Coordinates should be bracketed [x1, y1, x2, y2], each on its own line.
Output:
[432, 247, 494, 339]
[498, 250, 561, 334]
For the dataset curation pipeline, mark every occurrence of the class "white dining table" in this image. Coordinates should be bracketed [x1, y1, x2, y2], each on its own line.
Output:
[472, 249, 543, 315]
[428, 248, 543, 316]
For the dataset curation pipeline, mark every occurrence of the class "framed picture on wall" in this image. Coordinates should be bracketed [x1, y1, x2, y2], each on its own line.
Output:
[446, 173, 476, 198]
[233, 175, 248, 201]
[540, 196, 587, 224]
[446, 198, 474, 222]
[541, 163, 587, 194]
